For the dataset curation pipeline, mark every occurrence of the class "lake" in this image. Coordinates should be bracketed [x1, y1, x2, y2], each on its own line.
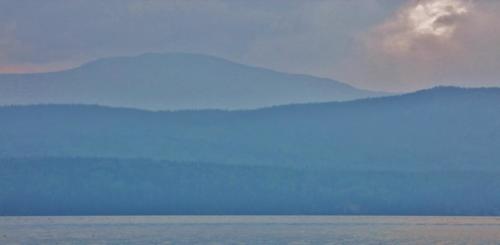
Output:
[1, 216, 499, 244]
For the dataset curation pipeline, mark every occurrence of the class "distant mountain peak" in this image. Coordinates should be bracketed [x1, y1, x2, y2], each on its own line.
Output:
[0, 52, 387, 110]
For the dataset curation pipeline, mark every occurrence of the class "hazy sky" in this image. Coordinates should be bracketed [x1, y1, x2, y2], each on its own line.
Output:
[0, 0, 499, 92]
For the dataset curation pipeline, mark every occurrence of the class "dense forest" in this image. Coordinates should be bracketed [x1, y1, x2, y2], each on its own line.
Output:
[2, 157, 500, 215]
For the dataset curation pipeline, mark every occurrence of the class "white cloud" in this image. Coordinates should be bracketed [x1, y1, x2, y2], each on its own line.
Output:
[346, 0, 500, 91]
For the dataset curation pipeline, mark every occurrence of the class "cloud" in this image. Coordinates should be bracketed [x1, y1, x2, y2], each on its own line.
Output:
[346, 0, 500, 91]
[374, 0, 469, 55]
[0, 21, 18, 64]
[0, 0, 498, 91]
[0, 0, 396, 77]
[236, 0, 400, 77]
[0, 0, 286, 69]
[0, 63, 70, 73]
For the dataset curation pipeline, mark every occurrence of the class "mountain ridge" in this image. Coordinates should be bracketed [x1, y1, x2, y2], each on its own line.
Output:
[0, 52, 387, 110]
[1, 86, 499, 170]
[1, 85, 493, 112]
[1, 87, 500, 215]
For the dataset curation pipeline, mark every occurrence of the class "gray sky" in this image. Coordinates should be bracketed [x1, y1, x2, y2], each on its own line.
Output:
[0, 0, 499, 92]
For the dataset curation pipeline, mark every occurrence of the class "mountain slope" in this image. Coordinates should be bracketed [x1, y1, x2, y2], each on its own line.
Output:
[0, 86, 499, 171]
[0, 53, 384, 110]
[2, 86, 500, 215]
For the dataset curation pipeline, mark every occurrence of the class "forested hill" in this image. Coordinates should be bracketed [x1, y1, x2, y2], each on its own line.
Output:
[1, 157, 500, 215]
[1, 86, 500, 215]
[1, 86, 499, 171]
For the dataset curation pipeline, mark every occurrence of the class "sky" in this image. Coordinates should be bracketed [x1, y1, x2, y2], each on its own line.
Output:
[0, 0, 499, 92]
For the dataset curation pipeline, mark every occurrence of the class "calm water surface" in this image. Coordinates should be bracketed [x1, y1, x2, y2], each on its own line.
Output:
[1, 216, 500, 244]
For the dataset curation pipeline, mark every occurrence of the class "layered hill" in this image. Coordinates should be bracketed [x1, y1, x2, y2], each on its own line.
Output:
[1, 86, 500, 215]
[1, 86, 498, 171]
[0, 53, 384, 110]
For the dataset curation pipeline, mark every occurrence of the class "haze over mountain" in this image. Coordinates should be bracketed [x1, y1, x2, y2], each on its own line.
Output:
[1, 87, 499, 215]
[0, 53, 385, 110]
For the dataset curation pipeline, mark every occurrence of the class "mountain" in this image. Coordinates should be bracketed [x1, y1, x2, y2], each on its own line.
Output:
[1, 86, 498, 170]
[1, 86, 500, 215]
[0, 53, 385, 110]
